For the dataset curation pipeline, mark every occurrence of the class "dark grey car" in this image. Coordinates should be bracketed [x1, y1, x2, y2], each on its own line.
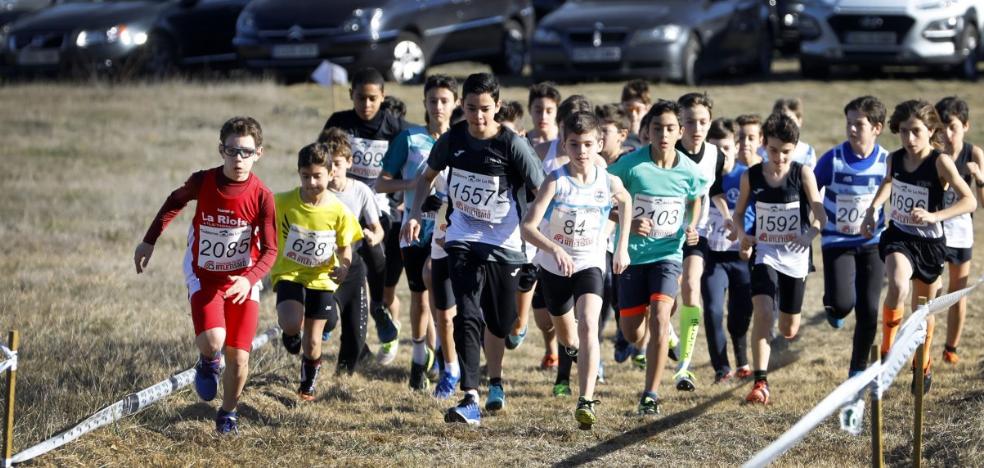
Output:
[530, 0, 772, 85]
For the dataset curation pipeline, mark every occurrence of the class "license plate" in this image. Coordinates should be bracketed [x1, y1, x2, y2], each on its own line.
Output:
[271, 43, 318, 59]
[844, 31, 896, 45]
[571, 46, 621, 63]
[17, 49, 60, 65]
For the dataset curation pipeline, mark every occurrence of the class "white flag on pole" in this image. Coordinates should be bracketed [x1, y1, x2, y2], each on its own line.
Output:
[311, 60, 349, 87]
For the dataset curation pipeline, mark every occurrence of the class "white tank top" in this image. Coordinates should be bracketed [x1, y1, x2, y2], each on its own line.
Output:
[694, 142, 720, 236]
[542, 139, 565, 175]
[534, 165, 612, 275]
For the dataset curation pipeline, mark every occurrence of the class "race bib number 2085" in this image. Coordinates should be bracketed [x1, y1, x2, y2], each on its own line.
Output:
[198, 225, 252, 272]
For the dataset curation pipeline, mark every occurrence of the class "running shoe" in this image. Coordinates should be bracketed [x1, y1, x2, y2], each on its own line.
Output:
[540, 354, 559, 370]
[433, 371, 460, 400]
[215, 408, 239, 435]
[506, 326, 528, 350]
[376, 337, 400, 366]
[825, 306, 845, 329]
[674, 369, 696, 391]
[597, 360, 606, 384]
[631, 351, 646, 370]
[735, 366, 753, 380]
[374, 306, 400, 343]
[637, 392, 661, 415]
[745, 380, 770, 404]
[321, 330, 332, 342]
[574, 397, 600, 428]
[409, 347, 435, 391]
[445, 395, 481, 426]
[485, 384, 506, 411]
[298, 360, 320, 401]
[943, 347, 959, 364]
[713, 369, 735, 385]
[427, 355, 441, 382]
[614, 331, 632, 363]
[564, 346, 579, 363]
[911, 361, 933, 396]
[668, 327, 680, 362]
[553, 380, 572, 397]
[848, 369, 863, 379]
[194, 355, 221, 402]
[282, 332, 302, 355]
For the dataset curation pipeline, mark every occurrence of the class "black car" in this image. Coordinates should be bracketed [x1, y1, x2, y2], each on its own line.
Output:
[530, 0, 772, 85]
[2, 0, 247, 77]
[768, 0, 805, 54]
[1, 0, 55, 28]
[234, 0, 535, 83]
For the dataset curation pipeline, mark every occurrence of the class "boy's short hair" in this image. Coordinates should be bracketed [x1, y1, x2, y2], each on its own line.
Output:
[563, 111, 599, 136]
[381, 96, 406, 119]
[595, 103, 630, 131]
[890, 99, 946, 149]
[621, 79, 651, 104]
[528, 82, 561, 109]
[297, 141, 335, 169]
[462, 72, 500, 101]
[844, 96, 886, 126]
[425, 74, 459, 100]
[935, 96, 970, 125]
[557, 95, 592, 124]
[495, 100, 525, 123]
[642, 99, 682, 127]
[451, 106, 465, 124]
[639, 113, 653, 135]
[772, 98, 803, 119]
[316, 127, 353, 160]
[352, 67, 385, 90]
[708, 117, 736, 141]
[735, 114, 763, 128]
[678, 92, 714, 113]
[220, 116, 263, 147]
[762, 112, 800, 144]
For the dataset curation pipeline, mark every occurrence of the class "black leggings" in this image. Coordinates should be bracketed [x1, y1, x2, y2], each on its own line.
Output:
[701, 252, 753, 372]
[822, 245, 884, 374]
[335, 259, 369, 374]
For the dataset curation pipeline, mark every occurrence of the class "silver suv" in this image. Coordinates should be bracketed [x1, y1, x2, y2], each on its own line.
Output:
[798, 0, 983, 79]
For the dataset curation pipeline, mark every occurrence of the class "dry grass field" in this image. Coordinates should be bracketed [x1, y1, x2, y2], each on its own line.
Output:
[2, 62, 984, 466]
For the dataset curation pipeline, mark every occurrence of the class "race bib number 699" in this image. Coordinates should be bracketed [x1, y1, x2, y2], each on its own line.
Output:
[349, 137, 389, 180]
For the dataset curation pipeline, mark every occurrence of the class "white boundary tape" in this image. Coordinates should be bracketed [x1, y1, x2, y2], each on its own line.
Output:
[744, 275, 984, 467]
[8, 326, 280, 465]
[0, 345, 16, 374]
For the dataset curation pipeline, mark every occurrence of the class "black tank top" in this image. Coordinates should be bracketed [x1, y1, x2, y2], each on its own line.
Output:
[888, 148, 944, 238]
[748, 161, 809, 223]
[954, 142, 973, 185]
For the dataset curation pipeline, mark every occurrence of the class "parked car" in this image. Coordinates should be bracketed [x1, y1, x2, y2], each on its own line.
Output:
[233, 0, 535, 84]
[529, 0, 773, 85]
[798, 0, 983, 80]
[2, 0, 248, 78]
[768, 0, 806, 54]
[1, 0, 55, 28]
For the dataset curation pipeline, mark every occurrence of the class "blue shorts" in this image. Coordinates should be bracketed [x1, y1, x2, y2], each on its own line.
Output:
[617, 261, 682, 317]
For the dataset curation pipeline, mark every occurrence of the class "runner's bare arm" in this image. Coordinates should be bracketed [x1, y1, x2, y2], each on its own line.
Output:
[375, 172, 415, 194]
[609, 175, 632, 275]
[801, 165, 827, 230]
[730, 171, 752, 243]
[862, 156, 894, 238]
[969, 145, 984, 208]
[401, 166, 440, 244]
[919, 153, 976, 223]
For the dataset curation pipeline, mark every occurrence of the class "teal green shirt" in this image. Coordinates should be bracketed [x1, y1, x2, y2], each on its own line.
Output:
[608, 146, 709, 264]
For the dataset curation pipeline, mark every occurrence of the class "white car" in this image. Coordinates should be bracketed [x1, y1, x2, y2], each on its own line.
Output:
[798, 0, 983, 79]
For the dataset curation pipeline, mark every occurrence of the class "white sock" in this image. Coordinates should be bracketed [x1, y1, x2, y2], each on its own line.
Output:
[412, 339, 428, 365]
[446, 361, 460, 377]
[465, 389, 479, 400]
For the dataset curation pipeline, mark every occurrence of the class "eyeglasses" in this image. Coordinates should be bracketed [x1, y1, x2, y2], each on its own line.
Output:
[220, 144, 258, 159]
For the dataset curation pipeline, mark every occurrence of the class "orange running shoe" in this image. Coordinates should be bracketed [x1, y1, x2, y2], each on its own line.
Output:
[745, 380, 770, 405]
[735, 366, 753, 380]
[540, 354, 559, 370]
[943, 347, 959, 364]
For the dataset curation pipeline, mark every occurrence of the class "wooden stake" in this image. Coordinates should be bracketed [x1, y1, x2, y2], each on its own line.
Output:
[3, 331, 19, 467]
[870, 344, 883, 468]
[913, 296, 928, 468]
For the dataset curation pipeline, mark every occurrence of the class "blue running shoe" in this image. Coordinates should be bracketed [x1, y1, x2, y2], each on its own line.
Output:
[444, 395, 481, 426]
[485, 384, 506, 412]
[215, 408, 238, 435]
[848, 369, 863, 379]
[825, 307, 845, 329]
[614, 341, 633, 364]
[433, 371, 460, 400]
[373, 307, 400, 344]
[194, 355, 221, 402]
[321, 330, 332, 342]
[506, 325, 528, 350]
[597, 360, 606, 384]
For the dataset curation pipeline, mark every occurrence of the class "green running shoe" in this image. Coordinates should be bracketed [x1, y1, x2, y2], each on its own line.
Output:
[574, 397, 600, 429]
[637, 392, 661, 415]
[552, 380, 572, 397]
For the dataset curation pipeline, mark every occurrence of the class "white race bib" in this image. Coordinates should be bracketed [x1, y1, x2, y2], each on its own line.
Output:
[706, 208, 735, 251]
[449, 169, 508, 223]
[835, 193, 874, 235]
[284, 224, 336, 267]
[888, 180, 929, 227]
[349, 137, 388, 180]
[548, 205, 603, 252]
[755, 201, 800, 245]
[197, 225, 252, 271]
[633, 194, 684, 238]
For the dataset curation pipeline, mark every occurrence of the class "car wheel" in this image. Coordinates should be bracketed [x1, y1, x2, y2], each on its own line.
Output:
[491, 20, 526, 76]
[959, 22, 979, 81]
[389, 32, 426, 84]
[799, 57, 828, 79]
[682, 34, 701, 86]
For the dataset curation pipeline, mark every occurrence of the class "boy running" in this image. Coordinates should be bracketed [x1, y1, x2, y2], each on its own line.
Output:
[620, 79, 652, 151]
[608, 100, 708, 415]
[861, 100, 975, 394]
[731, 113, 826, 405]
[526, 82, 561, 145]
[271, 140, 363, 400]
[134, 116, 276, 434]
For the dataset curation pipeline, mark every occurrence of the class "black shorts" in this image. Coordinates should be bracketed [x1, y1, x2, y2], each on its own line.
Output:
[617, 260, 683, 317]
[430, 256, 456, 310]
[382, 214, 404, 288]
[538, 267, 605, 316]
[518, 263, 538, 292]
[878, 226, 946, 284]
[532, 282, 546, 309]
[750, 264, 806, 314]
[275, 280, 338, 320]
[401, 245, 430, 293]
[945, 246, 973, 265]
[683, 236, 709, 259]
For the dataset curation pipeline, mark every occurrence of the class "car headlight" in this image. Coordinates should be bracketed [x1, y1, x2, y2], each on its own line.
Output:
[923, 15, 963, 39]
[629, 25, 683, 45]
[236, 10, 256, 36]
[533, 28, 561, 45]
[342, 8, 383, 35]
[798, 15, 822, 40]
[75, 24, 148, 48]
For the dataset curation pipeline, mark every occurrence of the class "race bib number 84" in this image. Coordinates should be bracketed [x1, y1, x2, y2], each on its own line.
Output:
[633, 194, 684, 238]
[198, 225, 252, 271]
[284, 225, 336, 267]
[549, 205, 602, 251]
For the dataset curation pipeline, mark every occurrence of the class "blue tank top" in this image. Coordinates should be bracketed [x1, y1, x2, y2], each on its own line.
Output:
[819, 142, 888, 248]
